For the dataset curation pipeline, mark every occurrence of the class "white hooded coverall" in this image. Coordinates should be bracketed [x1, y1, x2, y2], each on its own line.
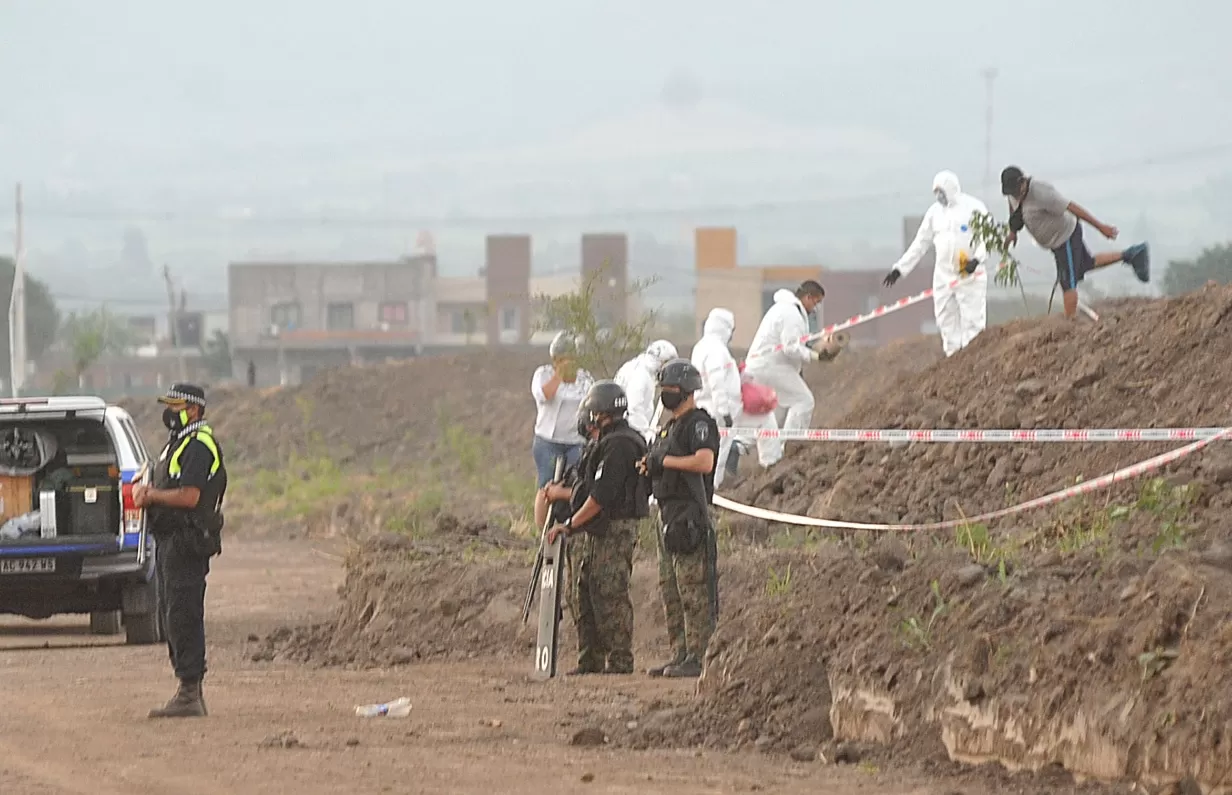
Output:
[744, 289, 817, 468]
[690, 308, 745, 488]
[613, 339, 678, 441]
[891, 170, 990, 357]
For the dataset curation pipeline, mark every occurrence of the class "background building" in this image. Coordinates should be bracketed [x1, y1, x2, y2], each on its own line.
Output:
[228, 234, 630, 386]
[693, 224, 933, 350]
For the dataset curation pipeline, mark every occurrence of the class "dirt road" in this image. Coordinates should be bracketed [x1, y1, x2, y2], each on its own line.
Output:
[0, 539, 970, 795]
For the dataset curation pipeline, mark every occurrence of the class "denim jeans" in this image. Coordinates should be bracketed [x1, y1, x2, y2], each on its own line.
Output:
[532, 436, 583, 487]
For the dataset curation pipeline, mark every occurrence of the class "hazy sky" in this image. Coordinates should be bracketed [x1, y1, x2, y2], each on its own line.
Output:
[4, 1, 1228, 164]
[1, 0, 1230, 299]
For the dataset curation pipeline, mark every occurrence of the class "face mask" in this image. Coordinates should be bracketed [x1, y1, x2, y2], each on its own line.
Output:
[934, 188, 948, 206]
[660, 391, 685, 411]
[162, 407, 188, 431]
[577, 417, 593, 438]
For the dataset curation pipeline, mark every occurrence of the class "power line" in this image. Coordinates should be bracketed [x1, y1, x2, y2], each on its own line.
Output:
[20, 144, 1232, 229]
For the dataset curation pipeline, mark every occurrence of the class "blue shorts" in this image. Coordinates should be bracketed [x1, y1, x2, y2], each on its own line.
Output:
[1051, 223, 1095, 292]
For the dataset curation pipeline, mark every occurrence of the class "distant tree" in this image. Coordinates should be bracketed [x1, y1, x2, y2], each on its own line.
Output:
[59, 308, 134, 385]
[1163, 244, 1232, 296]
[202, 330, 232, 379]
[532, 263, 659, 378]
[0, 257, 60, 377]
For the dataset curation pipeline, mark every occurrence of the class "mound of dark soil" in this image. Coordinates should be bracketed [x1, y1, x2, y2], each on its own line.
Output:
[607, 537, 1232, 791]
[731, 286, 1232, 542]
[122, 350, 549, 472]
[253, 532, 675, 669]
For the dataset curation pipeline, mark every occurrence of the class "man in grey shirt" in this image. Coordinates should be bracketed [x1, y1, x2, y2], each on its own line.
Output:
[1000, 166, 1149, 318]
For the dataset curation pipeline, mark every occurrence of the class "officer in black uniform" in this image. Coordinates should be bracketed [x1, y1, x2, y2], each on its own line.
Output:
[546, 380, 648, 675]
[133, 383, 227, 718]
[641, 359, 720, 678]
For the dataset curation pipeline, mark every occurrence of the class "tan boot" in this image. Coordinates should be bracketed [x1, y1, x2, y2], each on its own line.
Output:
[148, 679, 207, 718]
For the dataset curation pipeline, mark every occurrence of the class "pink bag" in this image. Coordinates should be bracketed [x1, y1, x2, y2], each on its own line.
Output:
[741, 381, 778, 415]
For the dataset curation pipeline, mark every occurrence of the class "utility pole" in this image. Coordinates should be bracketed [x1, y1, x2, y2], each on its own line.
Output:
[9, 183, 26, 398]
[163, 263, 187, 381]
[981, 67, 998, 196]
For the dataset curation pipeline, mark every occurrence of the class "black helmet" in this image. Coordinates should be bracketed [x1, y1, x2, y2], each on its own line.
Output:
[657, 358, 703, 394]
[580, 380, 628, 419]
[549, 331, 577, 358]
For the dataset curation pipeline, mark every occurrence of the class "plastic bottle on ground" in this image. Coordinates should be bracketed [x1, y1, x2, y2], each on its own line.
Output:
[354, 697, 412, 717]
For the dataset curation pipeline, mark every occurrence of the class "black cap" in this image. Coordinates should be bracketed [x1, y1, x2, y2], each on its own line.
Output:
[1000, 166, 1025, 196]
[157, 383, 206, 407]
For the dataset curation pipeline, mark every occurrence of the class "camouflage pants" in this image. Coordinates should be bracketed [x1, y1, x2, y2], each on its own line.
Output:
[656, 505, 717, 661]
[655, 506, 686, 657]
[572, 518, 636, 673]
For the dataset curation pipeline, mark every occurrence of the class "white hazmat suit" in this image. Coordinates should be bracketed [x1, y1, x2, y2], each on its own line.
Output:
[690, 308, 746, 488]
[888, 170, 989, 357]
[613, 339, 678, 441]
[744, 289, 819, 468]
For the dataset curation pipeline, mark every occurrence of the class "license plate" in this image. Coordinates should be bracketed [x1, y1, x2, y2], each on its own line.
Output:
[0, 557, 56, 574]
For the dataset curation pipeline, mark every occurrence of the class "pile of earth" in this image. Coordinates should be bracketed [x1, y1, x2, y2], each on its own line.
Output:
[599, 536, 1232, 792]
[122, 350, 549, 472]
[729, 285, 1232, 552]
[123, 339, 940, 476]
[251, 528, 680, 669]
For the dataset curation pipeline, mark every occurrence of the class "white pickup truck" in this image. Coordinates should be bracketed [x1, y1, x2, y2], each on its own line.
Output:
[0, 396, 161, 644]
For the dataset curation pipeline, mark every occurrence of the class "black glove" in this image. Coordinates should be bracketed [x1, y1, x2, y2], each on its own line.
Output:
[882, 268, 901, 288]
[722, 415, 733, 428]
[961, 257, 980, 276]
[646, 448, 667, 478]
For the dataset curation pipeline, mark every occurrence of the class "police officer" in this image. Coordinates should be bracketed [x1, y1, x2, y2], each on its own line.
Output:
[546, 380, 648, 675]
[133, 383, 228, 718]
[641, 359, 719, 678]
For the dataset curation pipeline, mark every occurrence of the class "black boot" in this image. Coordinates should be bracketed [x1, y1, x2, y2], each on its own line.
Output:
[647, 650, 687, 677]
[662, 654, 702, 678]
[148, 679, 207, 718]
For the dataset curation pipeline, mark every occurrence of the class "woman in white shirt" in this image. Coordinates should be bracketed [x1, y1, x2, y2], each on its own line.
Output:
[530, 332, 594, 487]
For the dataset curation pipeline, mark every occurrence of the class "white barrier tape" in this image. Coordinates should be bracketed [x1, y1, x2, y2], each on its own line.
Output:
[739, 271, 985, 369]
[718, 427, 1229, 443]
[712, 426, 1232, 532]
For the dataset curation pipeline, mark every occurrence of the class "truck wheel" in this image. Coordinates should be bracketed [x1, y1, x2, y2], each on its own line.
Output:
[89, 610, 123, 635]
[123, 578, 163, 645]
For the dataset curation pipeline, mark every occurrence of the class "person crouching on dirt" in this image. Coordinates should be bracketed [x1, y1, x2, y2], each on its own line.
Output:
[640, 359, 720, 679]
[132, 383, 228, 719]
[1000, 166, 1150, 318]
[546, 380, 649, 675]
[531, 331, 594, 488]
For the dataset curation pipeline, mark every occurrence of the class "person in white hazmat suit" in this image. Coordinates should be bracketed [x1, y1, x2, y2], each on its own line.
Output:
[613, 339, 678, 440]
[690, 308, 749, 489]
[744, 280, 827, 468]
[882, 170, 990, 357]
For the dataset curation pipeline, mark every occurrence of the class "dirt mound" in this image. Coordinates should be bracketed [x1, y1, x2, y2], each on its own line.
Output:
[123, 338, 940, 477]
[731, 286, 1232, 541]
[253, 531, 677, 669]
[122, 350, 548, 472]
[610, 537, 1232, 791]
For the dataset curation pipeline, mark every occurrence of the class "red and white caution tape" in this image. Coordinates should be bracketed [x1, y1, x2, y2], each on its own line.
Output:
[713, 427, 1232, 531]
[719, 427, 1228, 443]
[740, 271, 985, 369]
